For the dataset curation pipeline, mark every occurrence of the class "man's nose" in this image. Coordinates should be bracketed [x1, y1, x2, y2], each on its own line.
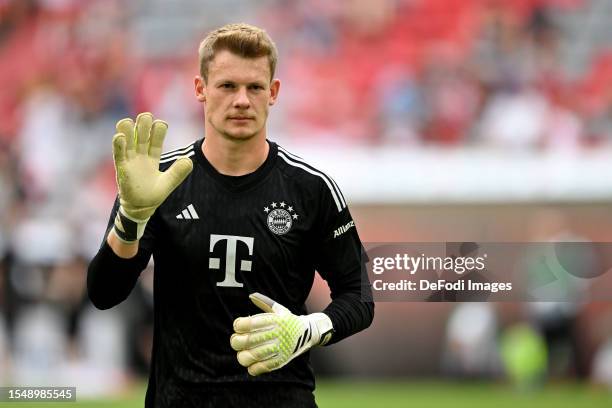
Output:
[233, 87, 250, 109]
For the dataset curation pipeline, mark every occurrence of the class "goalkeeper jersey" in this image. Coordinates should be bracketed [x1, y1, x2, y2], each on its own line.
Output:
[87, 138, 373, 407]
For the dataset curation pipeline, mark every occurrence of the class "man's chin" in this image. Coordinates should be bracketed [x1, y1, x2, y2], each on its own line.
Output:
[222, 129, 258, 141]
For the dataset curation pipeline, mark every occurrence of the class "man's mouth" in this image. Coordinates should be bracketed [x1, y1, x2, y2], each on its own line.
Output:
[228, 116, 254, 120]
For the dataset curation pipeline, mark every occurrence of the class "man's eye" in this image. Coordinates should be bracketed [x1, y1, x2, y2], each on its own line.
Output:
[221, 83, 234, 89]
[250, 85, 263, 90]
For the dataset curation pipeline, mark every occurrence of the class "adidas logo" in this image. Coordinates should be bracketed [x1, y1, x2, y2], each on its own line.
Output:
[176, 204, 200, 220]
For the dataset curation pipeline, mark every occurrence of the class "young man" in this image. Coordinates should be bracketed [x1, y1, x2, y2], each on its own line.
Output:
[87, 23, 374, 407]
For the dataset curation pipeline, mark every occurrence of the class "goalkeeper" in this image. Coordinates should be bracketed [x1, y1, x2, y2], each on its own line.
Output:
[87, 23, 374, 408]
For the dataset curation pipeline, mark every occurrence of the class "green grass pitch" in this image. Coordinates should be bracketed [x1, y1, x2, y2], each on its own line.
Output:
[0, 380, 610, 407]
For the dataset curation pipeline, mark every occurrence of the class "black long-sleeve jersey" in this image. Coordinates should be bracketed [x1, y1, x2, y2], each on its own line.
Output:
[87, 138, 374, 407]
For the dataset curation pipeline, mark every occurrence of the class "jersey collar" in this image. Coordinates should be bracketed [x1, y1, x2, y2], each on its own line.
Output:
[194, 138, 278, 193]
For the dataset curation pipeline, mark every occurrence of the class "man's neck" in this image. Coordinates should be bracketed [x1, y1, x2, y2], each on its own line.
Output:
[202, 134, 269, 176]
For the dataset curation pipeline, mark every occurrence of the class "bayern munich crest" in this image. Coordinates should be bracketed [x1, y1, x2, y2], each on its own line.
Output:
[264, 201, 298, 235]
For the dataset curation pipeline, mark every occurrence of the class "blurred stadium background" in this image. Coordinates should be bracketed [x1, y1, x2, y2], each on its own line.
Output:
[1, 0, 612, 406]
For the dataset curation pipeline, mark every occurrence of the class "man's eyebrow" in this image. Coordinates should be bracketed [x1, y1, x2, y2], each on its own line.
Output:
[213, 79, 267, 87]
[214, 79, 235, 85]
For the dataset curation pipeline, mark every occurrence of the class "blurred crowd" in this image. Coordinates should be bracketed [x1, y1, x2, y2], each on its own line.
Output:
[1, 0, 612, 395]
[2, 0, 612, 149]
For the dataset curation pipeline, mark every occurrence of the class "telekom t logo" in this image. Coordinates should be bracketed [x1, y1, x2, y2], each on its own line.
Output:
[209, 234, 254, 287]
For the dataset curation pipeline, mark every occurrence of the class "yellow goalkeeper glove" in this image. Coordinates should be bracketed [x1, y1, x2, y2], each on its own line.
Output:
[230, 293, 334, 376]
[111, 112, 193, 243]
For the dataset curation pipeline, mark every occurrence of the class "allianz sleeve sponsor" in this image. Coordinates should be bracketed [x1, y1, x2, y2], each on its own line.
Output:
[333, 220, 355, 239]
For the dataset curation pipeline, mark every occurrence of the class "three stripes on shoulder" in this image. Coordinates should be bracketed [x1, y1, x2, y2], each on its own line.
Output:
[160, 142, 196, 164]
[161, 143, 200, 220]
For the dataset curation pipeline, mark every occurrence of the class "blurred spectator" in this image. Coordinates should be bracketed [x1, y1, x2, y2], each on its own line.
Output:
[17, 83, 73, 205]
[524, 209, 590, 378]
[12, 304, 67, 386]
[75, 304, 128, 397]
[592, 338, 612, 388]
[477, 85, 549, 149]
[442, 303, 501, 377]
[420, 53, 483, 145]
[375, 64, 424, 145]
[69, 160, 117, 259]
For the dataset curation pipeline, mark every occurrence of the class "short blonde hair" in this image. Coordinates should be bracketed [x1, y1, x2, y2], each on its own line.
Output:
[198, 23, 278, 82]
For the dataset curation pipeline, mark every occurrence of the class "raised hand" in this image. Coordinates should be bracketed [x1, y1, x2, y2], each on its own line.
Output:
[111, 112, 193, 242]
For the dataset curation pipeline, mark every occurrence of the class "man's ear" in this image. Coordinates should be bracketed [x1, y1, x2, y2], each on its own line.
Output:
[269, 79, 281, 106]
[195, 75, 206, 102]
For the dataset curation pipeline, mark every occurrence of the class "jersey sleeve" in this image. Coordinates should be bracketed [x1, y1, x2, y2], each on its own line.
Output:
[312, 178, 374, 345]
[87, 196, 157, 310]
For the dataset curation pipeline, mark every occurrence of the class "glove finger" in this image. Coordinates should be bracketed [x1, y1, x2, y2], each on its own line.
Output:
[250, 292, 290, 315]
[148, 120, 168, 160]
[236, 341, 278, 367]
[233, 313, 276, 334]
[247, 356, 283, 376]
[158, 157, 193, 195]
[135, 112, 153, 155]
[112, 133, 127, 165]
[116, 118, 135, 157]
[230, 327, 277, 351]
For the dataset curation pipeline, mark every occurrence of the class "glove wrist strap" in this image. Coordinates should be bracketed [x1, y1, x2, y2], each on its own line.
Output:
[307, 313, 334, 346]
[113, 206, 150, 243]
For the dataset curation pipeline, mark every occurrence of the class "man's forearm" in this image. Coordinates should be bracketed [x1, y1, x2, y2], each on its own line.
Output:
[322, 292, 374, 345]
[87, 233, 149, 310]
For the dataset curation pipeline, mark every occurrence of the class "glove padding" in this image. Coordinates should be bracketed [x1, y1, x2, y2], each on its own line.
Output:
[230, 293, 334, 376]
[112, 112, 193, 242]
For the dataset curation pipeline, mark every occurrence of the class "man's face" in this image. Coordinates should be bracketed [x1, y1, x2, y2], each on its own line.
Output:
[195, 50, 280, 141]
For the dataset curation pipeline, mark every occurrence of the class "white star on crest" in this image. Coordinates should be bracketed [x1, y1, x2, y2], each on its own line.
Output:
[292, 214, 298, 219]
[280, 202, 286, 208]
[271, 202, 277, 208]
[264, 207, 270, 213]
[288, 206, 293, 212]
